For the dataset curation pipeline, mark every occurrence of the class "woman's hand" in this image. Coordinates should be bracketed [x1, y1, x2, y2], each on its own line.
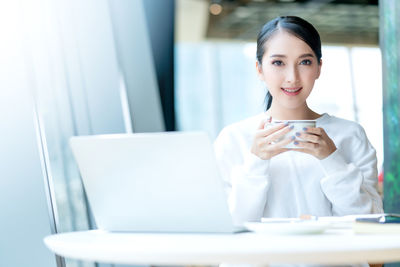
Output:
[251, 117, 294, 160]
[293, 127, 336, 159]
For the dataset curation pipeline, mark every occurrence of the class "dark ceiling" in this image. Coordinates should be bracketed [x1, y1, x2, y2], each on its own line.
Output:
[206, 0, 379, 45]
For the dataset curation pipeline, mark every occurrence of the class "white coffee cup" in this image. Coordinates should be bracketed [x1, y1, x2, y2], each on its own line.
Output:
[265, 120, 316, 149]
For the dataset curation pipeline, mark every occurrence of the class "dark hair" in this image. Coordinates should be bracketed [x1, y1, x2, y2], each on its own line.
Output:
[256, 16, 322, 110]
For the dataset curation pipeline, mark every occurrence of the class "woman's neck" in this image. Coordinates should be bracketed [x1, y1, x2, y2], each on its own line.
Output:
[267, 103, 321, 120]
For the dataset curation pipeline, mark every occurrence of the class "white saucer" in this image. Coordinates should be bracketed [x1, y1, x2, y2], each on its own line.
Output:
[244, 221, 331, 235]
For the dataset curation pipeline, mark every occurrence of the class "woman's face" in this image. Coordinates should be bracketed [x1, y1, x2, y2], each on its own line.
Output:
[257, 30, 322, 110]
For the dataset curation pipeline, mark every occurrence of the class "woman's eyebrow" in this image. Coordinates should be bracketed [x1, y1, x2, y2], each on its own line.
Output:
[299, 53, 315, 58]
[270, 53, 315, 58]
[270, 54, 286, 58]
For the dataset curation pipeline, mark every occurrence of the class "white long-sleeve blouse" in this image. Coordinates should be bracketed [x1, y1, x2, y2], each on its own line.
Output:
[214, 113, 383, 225]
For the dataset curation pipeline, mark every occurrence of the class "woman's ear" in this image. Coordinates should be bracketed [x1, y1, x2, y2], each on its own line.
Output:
[316, 59, 323, 79]
[256, 61, 264, 81]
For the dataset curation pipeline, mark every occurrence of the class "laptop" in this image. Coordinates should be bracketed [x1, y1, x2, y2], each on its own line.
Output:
[70, 131, 238, 233]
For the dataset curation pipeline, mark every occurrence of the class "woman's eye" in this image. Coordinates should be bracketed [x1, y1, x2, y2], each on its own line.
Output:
[272, 60, 283, 66]
[300, 59, 312, 65]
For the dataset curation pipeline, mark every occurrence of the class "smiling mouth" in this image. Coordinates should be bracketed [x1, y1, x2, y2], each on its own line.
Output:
[281, 87, 302, 95]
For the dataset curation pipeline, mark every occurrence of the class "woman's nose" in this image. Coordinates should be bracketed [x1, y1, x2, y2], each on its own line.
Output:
[286, 66, 299, 83]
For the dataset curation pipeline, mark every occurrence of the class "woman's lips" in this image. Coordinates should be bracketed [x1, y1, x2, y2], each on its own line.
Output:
[281, 87, 302, 96]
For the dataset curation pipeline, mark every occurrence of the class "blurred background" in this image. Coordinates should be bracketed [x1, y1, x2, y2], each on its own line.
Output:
[1, 1, 399, 267]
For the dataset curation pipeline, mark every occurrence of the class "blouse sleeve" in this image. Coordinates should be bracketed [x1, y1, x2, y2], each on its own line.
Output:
[213, 127, 271, 225]
[318, 126, 383, 215]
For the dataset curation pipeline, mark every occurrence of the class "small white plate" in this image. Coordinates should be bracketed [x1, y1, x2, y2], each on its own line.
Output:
[244, 221, 331, 235]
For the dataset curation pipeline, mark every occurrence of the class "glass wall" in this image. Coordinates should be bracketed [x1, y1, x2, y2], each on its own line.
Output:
[20, 1, 128, 266]
[381, 0, 400, 216]
[1, 0, 166, 267]
[0, 2, 58, 266]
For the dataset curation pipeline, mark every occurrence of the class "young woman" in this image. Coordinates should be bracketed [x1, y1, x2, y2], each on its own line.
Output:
[214, 16, 383, 226]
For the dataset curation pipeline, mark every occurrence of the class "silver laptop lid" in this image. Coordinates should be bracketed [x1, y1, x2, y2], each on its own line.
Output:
[70, 132, 235, 233]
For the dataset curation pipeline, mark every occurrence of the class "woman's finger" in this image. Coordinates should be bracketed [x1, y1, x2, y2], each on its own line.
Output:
[292, 140, 318, 150]
[295, 131, 321, 143]
[256, 122, 288, 137]
[266, 124, 294, 143]
[269, 135, 294, 150]
[303, 127, 324, 136]
[257, 115, 272, 130]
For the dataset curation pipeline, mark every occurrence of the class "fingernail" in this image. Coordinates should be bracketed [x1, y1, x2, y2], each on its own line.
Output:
[295, 132, 301, 137]
[294, 141, 299, 145]
[291, 136, 295, 140]
[289, 125, 294, 129]
[303, 127, 308, 131]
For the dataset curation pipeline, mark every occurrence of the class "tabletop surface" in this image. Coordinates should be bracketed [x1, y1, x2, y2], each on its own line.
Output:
[44, 229, 400, 266]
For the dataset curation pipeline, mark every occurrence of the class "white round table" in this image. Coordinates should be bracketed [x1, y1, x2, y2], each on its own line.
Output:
[44, 229, 400, 266]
